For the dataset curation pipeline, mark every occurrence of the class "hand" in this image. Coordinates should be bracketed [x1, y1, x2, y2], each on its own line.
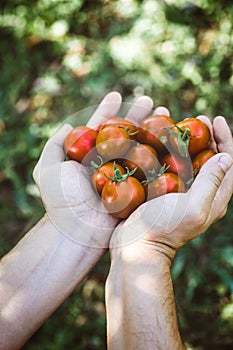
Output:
[33, 92, 154, 248]
[106, 112, 232, 350]
[110, 113, 233, 260]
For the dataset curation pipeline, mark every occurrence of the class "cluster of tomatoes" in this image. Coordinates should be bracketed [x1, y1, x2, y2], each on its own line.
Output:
[64, 114, 216, 219]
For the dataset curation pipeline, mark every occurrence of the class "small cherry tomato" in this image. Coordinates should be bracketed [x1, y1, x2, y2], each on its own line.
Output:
[160, 152, 193, 184]
[192, 149, 216, 176]
[146, 173, 185, 200]
[64, 126, 97, 164]
[96, 125, 131, 160]
[122, 143, 159, 181]
[168, 118, 211, 157]
[137, 114, 175, 154]
[99, 116, 138, 139]
[102, 176, 145, 219]
[91, 161, 125, 195]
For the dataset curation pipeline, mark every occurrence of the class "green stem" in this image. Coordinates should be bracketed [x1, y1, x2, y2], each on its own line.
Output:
[90, 156, 104, 171]
[104, 162, 137, 183]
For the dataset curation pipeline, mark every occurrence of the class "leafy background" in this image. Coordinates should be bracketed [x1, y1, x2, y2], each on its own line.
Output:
[0, 0, 233, 349]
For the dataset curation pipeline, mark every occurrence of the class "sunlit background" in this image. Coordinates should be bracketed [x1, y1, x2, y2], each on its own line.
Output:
[0, 1, 233, 349]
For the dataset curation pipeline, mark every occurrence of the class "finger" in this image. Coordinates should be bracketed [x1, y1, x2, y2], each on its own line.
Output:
[126, 96, 153, 125]
[42, 123, 72, 163]
[87, 91, 122, 128]
[197, 115, 217, 152]
[153, 106, 170, 116]
[189, 153, 233, 218]
[33, 124, 72, 185]
[209, 162, 233, 222]
[213, 116, 233, 157]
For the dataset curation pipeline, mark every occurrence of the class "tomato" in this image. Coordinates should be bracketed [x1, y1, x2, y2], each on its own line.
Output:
[136, 114, 175, 154]
[160, 152, 193, 184]
[96, 125, 131, 160]
[122, 143, 159, 181]
[91, 161, 125, 195]
[192, 149, 216, 176]
[64, 126, 97, 164]
[168, 118, 210, 157]
[146, 173, 185, 200]
[102, 176, 145, 219]
[99, 116, 138, 139]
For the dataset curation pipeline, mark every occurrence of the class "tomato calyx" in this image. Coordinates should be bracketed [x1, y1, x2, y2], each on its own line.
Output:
[104, 162, 137, 183]
[165, 126, 191, 158]
[192, 164, 200, 178]
[142, 164, 170, 184]
[185, 166, 200, 188]
[119, 125, 138, 137]
[90, 155, 104, 172]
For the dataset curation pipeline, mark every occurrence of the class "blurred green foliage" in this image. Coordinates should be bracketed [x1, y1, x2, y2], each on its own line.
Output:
[0, 0, 233, 349]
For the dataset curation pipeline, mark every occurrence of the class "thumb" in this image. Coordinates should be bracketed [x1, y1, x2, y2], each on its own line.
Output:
[190, 153, 233, 212]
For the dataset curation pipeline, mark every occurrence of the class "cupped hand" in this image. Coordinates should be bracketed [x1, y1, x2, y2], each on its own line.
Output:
[110, 112, 233, 260]
[33, 92, 153, 248]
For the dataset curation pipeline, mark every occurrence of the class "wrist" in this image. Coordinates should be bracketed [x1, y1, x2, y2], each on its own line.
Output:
[44, 211, 115, 251]
[108, 238, 174, 298]
[110, 223, 177, 266]
[37, 213, 107, 268]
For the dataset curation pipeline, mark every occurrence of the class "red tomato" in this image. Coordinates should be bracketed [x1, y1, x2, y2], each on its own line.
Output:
[122, 143, 159, 181]
[192, 149, 216, 175]
[102, 177, 145, 219]
[169, 118, 210, 157]
[96, 125, 131, 160]
[64, 126, 97, 164]
[137, 114, 175, 154]
[99, 116, 138, 139]
[160, 152, 193, 184]
[146, 173, 185, 200]
[91, 161, 125, 195]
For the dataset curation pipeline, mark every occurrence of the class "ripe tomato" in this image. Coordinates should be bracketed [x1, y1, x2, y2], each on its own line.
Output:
[160, 152, 193, 184]
[91, 161, 125, 195]
[136, 114, 175, 154]
[99, 116, 138, 139]
[122, 143, 159, 181]
[168, 118, 210, 157]
[192, 149, 216, 176]
[64, 126, 97, 164]
[96, 125, 131, 160]
[102, 176, 145, 219]
[146, 173, 185, 200]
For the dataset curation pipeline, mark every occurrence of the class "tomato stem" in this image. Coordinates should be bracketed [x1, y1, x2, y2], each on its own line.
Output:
[129, 130, 139, 137]
[118, 125, 138, 137]
[141, 164, 170, 184]
[181, 127, 191, 141]
[90, 155, 104, 171]
[104, 162, 137, 183]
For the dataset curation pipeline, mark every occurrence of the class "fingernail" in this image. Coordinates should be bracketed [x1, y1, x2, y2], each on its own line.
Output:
[218, 154, 233, 172]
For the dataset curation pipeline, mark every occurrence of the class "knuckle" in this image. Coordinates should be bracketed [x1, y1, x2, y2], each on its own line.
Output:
[201, 166, 223, 188]
[187, 201, 208, 229]
[211, 171, 223, 188]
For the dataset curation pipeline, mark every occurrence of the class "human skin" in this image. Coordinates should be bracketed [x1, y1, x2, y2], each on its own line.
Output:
[105, 114, 233, 350]
[0, 92, 153, 350]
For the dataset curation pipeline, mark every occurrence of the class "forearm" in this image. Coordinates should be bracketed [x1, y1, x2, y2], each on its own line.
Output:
[106, 241, 183, 350]
[0, 214, 104, 350]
